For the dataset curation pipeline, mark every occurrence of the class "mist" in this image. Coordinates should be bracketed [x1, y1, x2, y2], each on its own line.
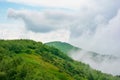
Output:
[69, 50, 120, 75]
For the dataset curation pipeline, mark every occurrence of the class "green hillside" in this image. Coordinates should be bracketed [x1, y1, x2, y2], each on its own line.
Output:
[45, 41, 80, 54]
[0, 40, 119, 80]
[46, 41, 118, 63]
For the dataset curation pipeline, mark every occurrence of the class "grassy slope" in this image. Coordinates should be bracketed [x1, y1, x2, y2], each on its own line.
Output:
[0, 40, 119, 80]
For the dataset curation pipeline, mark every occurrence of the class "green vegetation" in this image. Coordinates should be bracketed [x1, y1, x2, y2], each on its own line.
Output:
[46, 41, 117, 62]
[0, 39, 119, 80]
[45, 41, 80, 54]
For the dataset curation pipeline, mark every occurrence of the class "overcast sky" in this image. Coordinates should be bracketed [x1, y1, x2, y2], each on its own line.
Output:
[0, 0, 120, 56]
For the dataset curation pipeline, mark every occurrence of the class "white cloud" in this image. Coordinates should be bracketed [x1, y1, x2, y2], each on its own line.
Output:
[7, 0, 93, 10]
[0, 22, 70, 43]
[7, 8, 73, 33]
[71, 10, 120, 56]
[25, 29, 70, 43]
[69, 50, 120, 75]
[69, 11, 120, 74]
[92, 10, 120, 55]
[0, 22, 25, 39]
[7, 0, 120, 14]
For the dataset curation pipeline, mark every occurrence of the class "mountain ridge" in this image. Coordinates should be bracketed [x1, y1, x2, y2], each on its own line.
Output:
[46, 41, 120, 75]
[45, 41, 80, 54]
[46, 41, 118, 62]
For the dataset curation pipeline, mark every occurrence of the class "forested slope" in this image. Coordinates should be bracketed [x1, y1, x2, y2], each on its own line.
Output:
[0, 40, 119, 80]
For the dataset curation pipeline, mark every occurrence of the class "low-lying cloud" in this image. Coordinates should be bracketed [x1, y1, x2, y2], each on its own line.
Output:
[69, 9, 120, 75]
[71, 10, 120, 56]
[70, 50, 120, 75]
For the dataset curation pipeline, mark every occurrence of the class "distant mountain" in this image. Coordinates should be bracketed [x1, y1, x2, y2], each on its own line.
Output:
[46, 41, 118, 63]
[77, 51, 118, 63]
[0, 40, 119, 80]
[45, 41, 81, 54]
[46, 41, 120, 75]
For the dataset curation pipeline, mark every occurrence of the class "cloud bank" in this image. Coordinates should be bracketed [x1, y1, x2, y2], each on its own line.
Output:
[7, 0, 99, 10]
[70, 50, 120, 75]
[72, 10, 120, 56]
